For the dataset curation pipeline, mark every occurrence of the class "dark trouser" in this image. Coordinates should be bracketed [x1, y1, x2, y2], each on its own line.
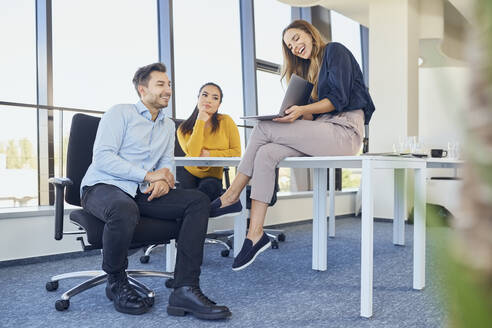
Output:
[177, 166, 223, 201]
[81, 183, 210, 288]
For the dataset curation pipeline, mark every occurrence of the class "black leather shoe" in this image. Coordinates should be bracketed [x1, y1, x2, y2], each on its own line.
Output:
[167, 286, 231, 320]
[105, 278, 149, 315]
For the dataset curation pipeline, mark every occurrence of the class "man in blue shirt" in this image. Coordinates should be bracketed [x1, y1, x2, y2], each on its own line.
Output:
[80, 63, 231, 319]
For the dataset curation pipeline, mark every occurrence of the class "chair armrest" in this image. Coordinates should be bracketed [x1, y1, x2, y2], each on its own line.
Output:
[48, 177, 73, 240]
[223, 167, 231, 188]
[363, 124, 369, 153]
[48, 177, 73, 187]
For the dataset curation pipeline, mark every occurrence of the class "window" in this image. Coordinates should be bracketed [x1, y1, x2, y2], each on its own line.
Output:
[254, 0, 290, 64]
[173, 0, 243, 126]
[0, 1, 38, 208]
[52, 0, 158, 181]
[52, 0, 158, 110]
[330, 10, 362, 68]
[330, 10, 364, 189]
[0, 0, 37, 104]
[254, 0, 292, 192]
[0, 105, 39, 208]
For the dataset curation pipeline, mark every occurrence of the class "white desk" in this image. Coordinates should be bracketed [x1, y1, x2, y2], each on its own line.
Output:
[392, 158, 464, 246]
[174, 155, 427, 318]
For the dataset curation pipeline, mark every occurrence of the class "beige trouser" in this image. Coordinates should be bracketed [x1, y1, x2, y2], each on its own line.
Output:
[238, 109, 364, 203]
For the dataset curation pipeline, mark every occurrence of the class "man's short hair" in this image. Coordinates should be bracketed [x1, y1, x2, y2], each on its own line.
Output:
[132, 62, 167, 97]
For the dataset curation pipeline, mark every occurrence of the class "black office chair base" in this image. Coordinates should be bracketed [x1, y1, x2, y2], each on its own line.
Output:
[140, 244, 166, 263]
[141, 236, 232, 262]
[46, 270, 173, 311]
[205, 237, 231, 257]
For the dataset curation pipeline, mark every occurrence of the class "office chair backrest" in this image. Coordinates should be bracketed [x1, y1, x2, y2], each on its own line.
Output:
[363, 124, 369, 153]
[172, 119, 185, 156]
[65, 114, 100, 207]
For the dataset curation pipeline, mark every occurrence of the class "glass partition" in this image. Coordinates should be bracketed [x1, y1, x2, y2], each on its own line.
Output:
[0, 0, 36, 104]
[173, 0, 243, 127]
[52, 0, 158, 111]
[0, 105, 38, 208]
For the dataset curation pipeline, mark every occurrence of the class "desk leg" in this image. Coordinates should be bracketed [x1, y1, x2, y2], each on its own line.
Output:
[360, 160, 374, 318]
[393, 169, 406, 245]
[166, 240, 176, 272]
[413, 168, 427, 289]
[312, 168, 327, 271]
[329, 167, 336, 237]
[233, 188, 248, 257]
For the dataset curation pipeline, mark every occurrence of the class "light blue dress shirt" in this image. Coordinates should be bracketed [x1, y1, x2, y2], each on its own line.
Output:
[80, 100, 175, 197]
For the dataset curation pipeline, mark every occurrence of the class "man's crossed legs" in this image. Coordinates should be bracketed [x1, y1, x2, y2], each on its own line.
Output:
[82, 183, 231, 319]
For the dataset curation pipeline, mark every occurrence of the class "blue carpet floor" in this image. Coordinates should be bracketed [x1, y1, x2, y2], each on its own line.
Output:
[0, 218, 447, 327]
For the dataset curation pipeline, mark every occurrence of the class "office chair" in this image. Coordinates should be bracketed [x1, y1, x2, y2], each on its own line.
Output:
[140, 119, 232, 264]
[46, 113, 176, 312]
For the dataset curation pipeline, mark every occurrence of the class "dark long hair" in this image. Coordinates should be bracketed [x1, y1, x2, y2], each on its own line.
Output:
[179, 82, 224, 135]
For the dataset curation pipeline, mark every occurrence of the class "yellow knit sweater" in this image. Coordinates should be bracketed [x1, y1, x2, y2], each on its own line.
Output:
[177, 114, 241, 179]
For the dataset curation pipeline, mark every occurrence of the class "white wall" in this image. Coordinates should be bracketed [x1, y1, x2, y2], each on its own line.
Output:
[369, 0, 420, 219]
[418, 66, 468, 214]
[418, 66, 468, 150]
[0, 193, 356, 262]
[0, 215, 82, 262]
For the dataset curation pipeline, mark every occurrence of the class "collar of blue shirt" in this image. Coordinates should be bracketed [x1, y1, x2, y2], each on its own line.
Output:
[135, 100, 167, 122]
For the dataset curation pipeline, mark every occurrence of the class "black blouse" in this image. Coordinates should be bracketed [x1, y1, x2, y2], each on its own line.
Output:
[315, 42, 375, 124]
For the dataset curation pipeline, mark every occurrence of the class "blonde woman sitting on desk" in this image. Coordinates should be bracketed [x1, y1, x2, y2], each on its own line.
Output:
[177, 82, 241, 202]
[209, 20, 375, 271]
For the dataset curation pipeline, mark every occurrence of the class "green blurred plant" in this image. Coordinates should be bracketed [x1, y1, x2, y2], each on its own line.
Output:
[435, 0, 492, 326]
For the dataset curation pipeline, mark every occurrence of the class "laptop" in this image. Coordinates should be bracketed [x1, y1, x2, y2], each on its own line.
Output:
[240, 74, 314, 121]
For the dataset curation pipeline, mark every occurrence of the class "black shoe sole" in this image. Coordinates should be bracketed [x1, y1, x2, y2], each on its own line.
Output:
[105, 287, 149, 315]
[167, 306, 231, 320]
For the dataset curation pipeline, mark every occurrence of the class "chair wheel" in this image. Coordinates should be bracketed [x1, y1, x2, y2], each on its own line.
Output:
[140, 255, 150, 264]
[271, 240, 279, 249]
[55, 299, 69, 311]
[221, 249, 230, 257]
[45, 281, 59, 291]
[165, 278, 175, 289]
[278, 233, 286, 242]
[145, 297, 155, 307]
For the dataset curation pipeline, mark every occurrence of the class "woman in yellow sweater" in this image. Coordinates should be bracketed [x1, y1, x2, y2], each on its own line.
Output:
[177, 82, 241, 201]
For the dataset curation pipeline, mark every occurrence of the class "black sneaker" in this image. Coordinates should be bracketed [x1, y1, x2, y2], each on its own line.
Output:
[167, 286, 231, 320]
[232, 232, 271, 271]
[210, 197, 242, 219]
[105, 277, 149, 315]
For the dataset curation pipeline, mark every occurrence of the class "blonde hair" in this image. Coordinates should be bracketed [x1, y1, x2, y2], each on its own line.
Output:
[281, 20, 327, 100]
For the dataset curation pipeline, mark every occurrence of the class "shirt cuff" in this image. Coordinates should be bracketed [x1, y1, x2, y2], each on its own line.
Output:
[325, 94, 343, 113]
[133, 168, 148, 182]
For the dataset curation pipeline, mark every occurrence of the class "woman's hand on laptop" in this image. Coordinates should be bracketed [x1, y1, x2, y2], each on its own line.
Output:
[273, 105, 305, 123]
